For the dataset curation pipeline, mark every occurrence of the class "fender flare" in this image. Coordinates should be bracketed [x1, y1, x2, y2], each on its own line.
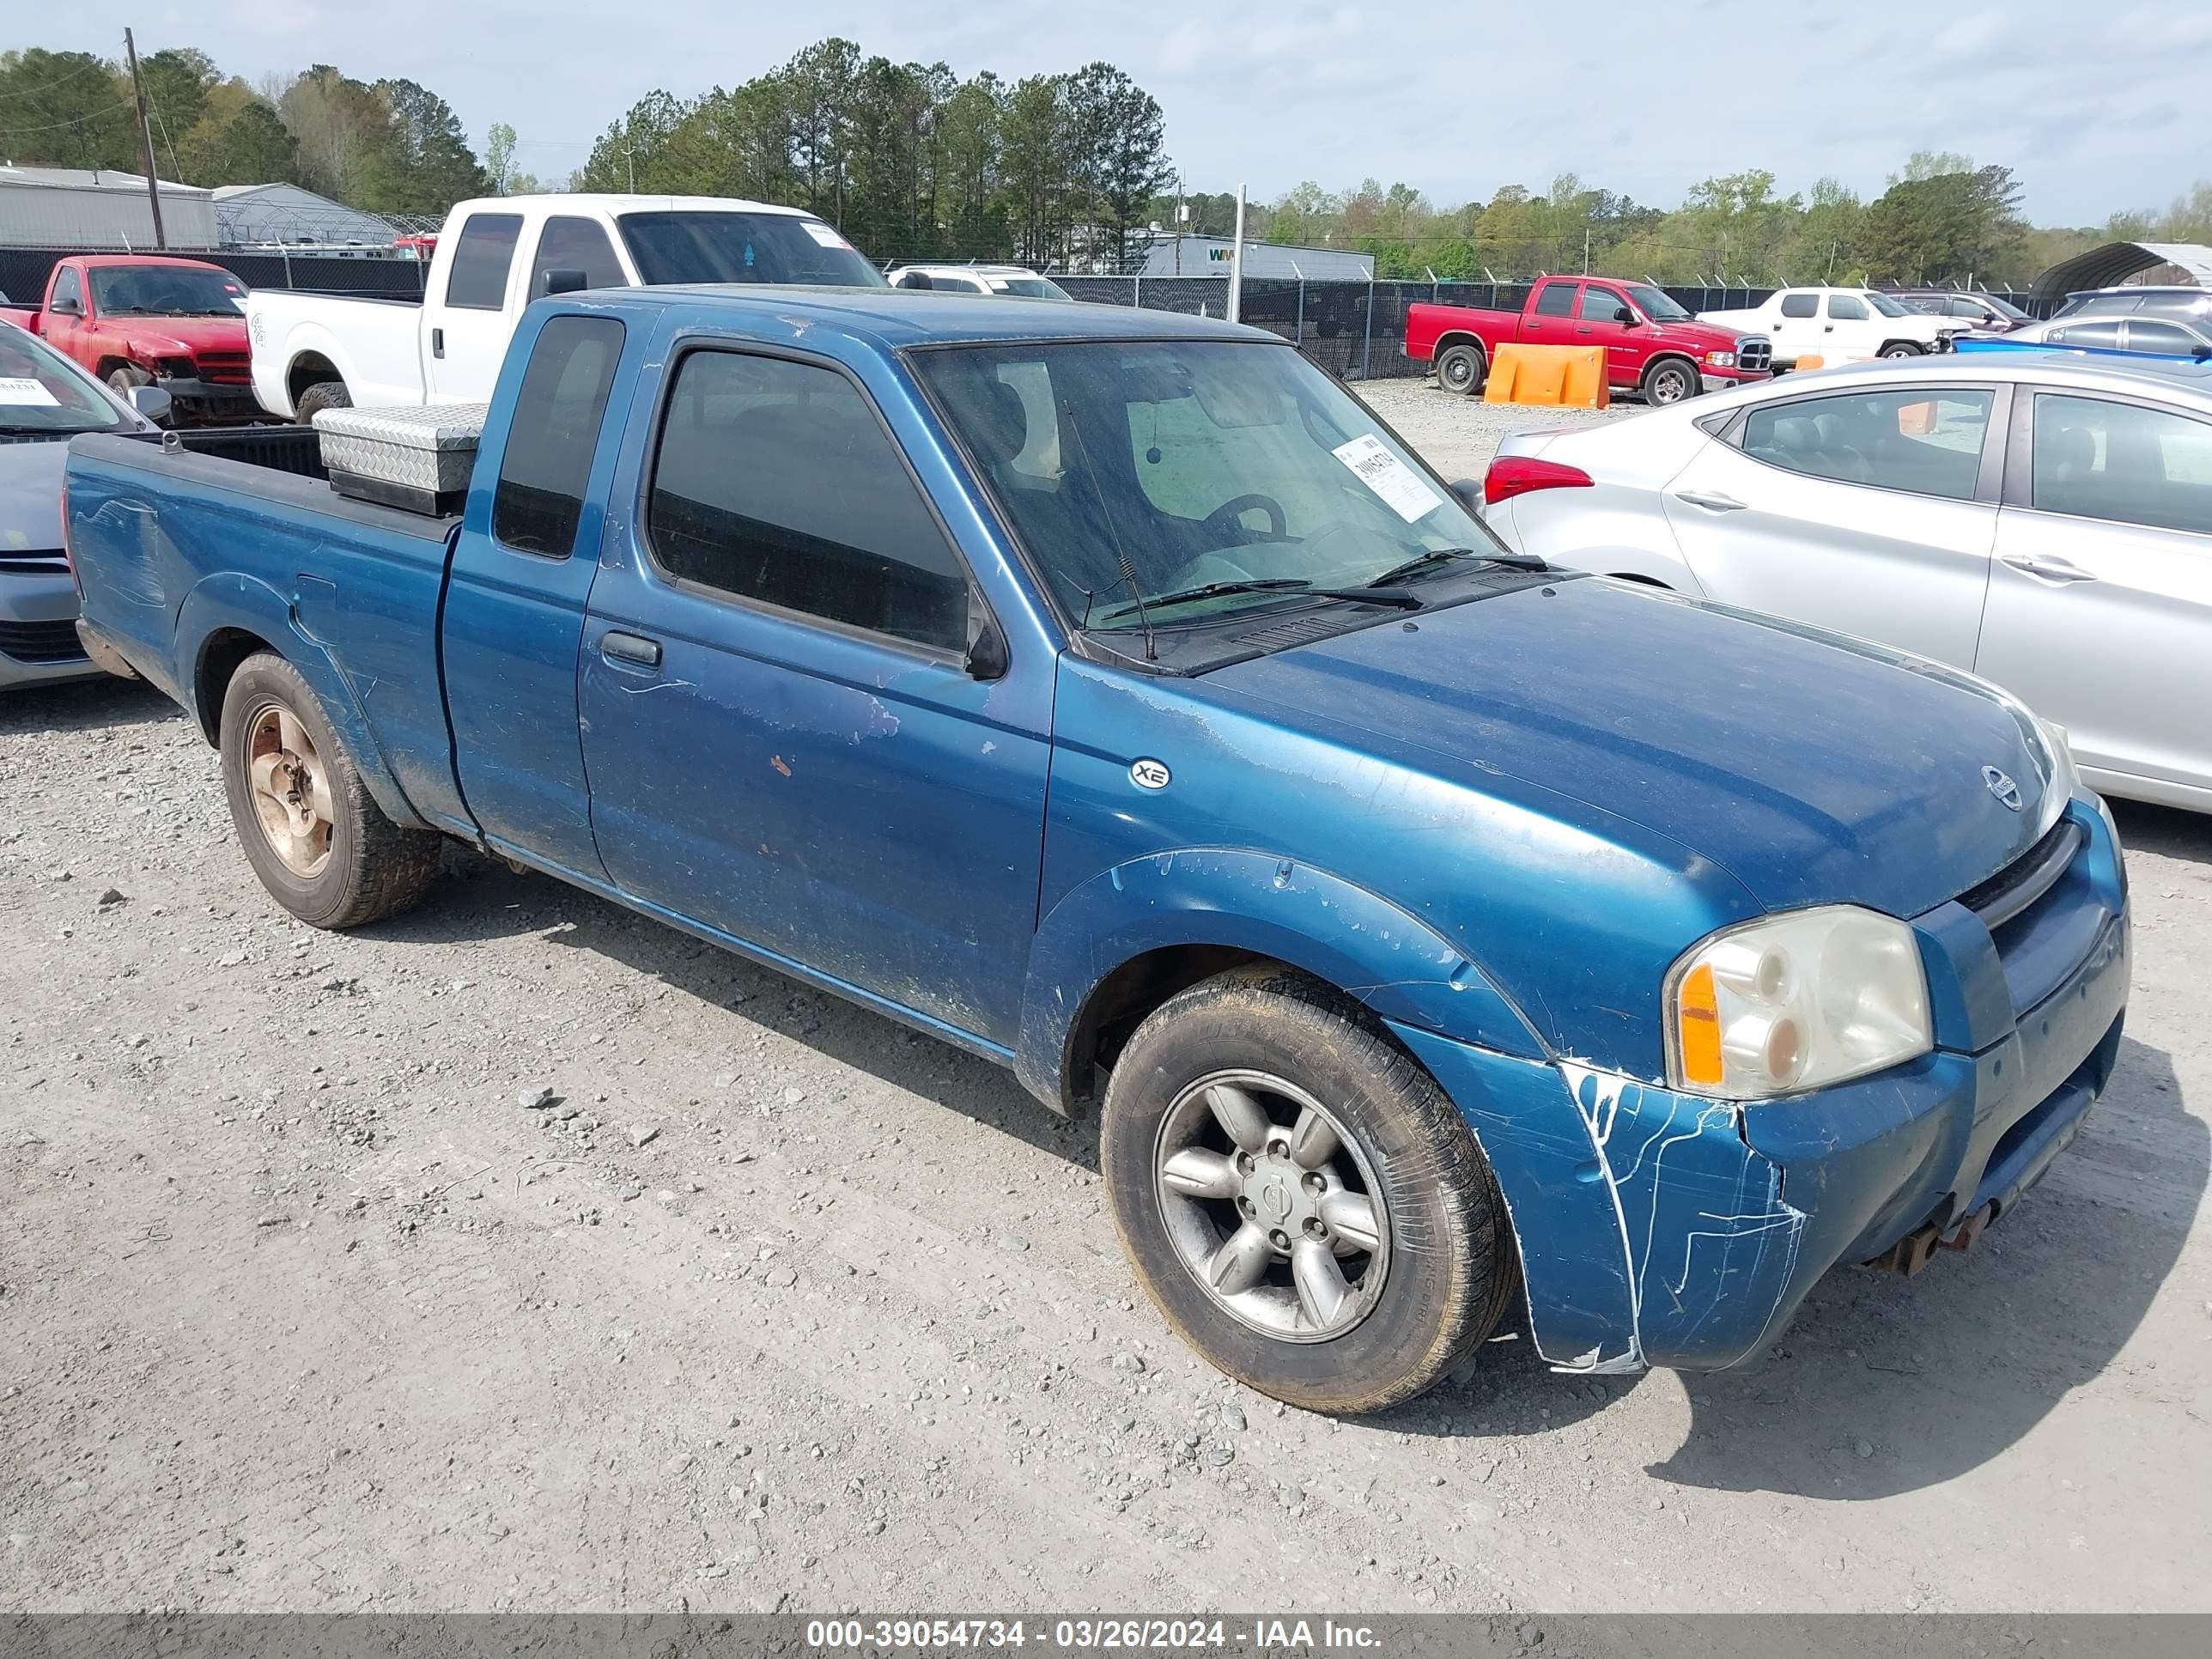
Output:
[1429, 331, 1489, 371]
[272, 320, 365, 415]
[173, 571, 429, 830]
[1012, 848, 1545, 1108]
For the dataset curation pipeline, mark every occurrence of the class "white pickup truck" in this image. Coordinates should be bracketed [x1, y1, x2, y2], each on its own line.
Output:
[247, 193, 882, 421]
[1697, 286, 1965, 368]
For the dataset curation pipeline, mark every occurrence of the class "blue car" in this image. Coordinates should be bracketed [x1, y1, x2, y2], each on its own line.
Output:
[62, 287, 2129, 1412]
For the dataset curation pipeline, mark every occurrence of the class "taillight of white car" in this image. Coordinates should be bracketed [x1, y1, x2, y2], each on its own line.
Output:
[1483, 456, 1594, 505]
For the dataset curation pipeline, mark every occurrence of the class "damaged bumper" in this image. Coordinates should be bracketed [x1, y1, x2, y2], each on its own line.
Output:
[1389, 799, 2130, 1374]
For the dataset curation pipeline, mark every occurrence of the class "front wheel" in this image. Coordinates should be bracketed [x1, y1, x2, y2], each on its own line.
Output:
[1435, 343, 1486, 397]
[219, 653, 443, 928]
[1100, 968, 1517, 1413]
[1642, 358, 1698, 404]
[1880, 342, 1924, 359]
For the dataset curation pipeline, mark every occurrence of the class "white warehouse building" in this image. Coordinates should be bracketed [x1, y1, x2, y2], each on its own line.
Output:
[0, 165, 218, 248]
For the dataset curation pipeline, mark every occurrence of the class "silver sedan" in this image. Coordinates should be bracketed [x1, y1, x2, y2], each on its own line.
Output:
[1482, 353, 2212, 812]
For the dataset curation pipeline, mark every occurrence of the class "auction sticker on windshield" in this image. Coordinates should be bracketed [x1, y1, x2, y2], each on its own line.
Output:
[0, 378, 60, 407]
[1332, 433, 1442, 523]
[802, 222, 852, 249]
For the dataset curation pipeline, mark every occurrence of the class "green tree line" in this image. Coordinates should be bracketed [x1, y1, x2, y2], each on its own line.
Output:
[577, 40, 1174, 268]
[1246, 155, 2212, 290]
[0, 46, 484, 218]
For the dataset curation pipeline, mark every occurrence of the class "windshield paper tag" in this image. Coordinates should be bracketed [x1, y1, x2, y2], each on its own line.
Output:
[1333, 434, 1443, 522]
[0, 377, 60, 407]
[801, 222, 849, 248]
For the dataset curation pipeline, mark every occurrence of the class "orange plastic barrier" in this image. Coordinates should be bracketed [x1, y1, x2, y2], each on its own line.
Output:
[1483, 343, 1609, 409]
[1792, 354, 1826, 371]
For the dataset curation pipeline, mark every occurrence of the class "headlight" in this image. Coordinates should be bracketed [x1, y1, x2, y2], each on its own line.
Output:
[1665, 906, 1931, 1099]
[2034, 716, 2081, 829]
[1705, 350, 1735, 368]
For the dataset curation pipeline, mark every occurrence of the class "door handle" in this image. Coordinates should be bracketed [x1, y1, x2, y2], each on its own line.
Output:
[431, 326, 445, 359]
[2001, 554, 2096, 584]
[1673, 489, 1747, 512]
[600, 629, 663, 666]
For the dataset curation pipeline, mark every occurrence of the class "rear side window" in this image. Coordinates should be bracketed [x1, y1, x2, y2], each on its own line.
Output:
[1577, 286, 1628, 321]
[526, 216, 626, 298]
[1826, 294, 1869, 320]
[1741, 387, 1992, 501]
[2032, 394, 2212, 535]
[1778, 293, 1818, 319]
[491, 316, 625, 557]
[646, 351, 969, 651]
[1531, 282, 1577, 318]
[446, 213, 524, 310]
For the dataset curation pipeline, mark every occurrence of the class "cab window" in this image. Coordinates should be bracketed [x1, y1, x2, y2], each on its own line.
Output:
[1577, 286, 1629, 321]
[1826, 294, 1869, 321]
[1778, 293, 1818, 319]
[1531, 281, 1577, 318]
[2031, 394, 2212, 535]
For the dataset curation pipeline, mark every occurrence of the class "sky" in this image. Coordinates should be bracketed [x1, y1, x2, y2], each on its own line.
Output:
[44, 1, 2212, 226]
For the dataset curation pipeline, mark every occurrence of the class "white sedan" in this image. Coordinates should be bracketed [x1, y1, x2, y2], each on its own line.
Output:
[1481, 353, 2212, 811]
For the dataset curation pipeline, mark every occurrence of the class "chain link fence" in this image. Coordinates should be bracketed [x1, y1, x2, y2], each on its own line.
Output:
[1055, 275, 2039, 380]
[0, 246, 428, 304]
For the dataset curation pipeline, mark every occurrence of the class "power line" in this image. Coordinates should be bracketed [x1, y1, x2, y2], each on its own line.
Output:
[0, 55, 118, 103]
[0, 97, 139, 137]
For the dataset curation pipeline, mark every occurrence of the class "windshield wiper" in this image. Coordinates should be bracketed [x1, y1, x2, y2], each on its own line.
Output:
[1364, 546, 1546, 586]
[1096, 578, 1420, 624]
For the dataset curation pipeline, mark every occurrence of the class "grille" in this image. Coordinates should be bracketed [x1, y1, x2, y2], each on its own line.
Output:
[1960, 818, 2082, 932]
[0, 550, 69, 575]
[195, 351, 252, 386]
[0, 618, 88, 664]
[1735, 336, 1773, 371]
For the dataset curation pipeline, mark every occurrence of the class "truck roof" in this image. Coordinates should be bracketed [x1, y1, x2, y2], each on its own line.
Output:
[442, 193, 817, 219]
[586, 284, 1267, 349]
[62, 253, 233, 270]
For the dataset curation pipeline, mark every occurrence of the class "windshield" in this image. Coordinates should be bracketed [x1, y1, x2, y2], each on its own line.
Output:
[89, 264, 246, 317]
[616, 212, 887, 288]
[990, 276, 1072, 301]
[0, 324, 128, 433]
[1864, 291, 1910, 318]
[1624, 283, 1689, 321]
[912, 338, 1511, 629]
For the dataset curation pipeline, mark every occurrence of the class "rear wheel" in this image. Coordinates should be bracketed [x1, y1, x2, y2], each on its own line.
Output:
[293, 380, 352, 425]
[1435, 342, 1486, 397]
[1642, 357, 1698, 405]
[1100, 967, 1517, 1413]
[218, 653, 442, 928]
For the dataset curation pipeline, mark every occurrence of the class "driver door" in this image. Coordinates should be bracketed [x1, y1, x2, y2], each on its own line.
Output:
[1574, 283, 1638, 387]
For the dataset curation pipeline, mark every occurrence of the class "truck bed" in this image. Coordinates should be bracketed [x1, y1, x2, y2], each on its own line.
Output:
[65, 429, 469, 835]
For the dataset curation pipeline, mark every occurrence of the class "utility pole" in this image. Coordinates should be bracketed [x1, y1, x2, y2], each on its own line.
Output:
[123, 28, 167, 248]
[1226, 185, 1246, 325]
[1583, 227, 1591, 275]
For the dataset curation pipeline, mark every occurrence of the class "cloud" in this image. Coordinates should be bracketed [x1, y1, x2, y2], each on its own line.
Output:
[38, 0, 2212, 222]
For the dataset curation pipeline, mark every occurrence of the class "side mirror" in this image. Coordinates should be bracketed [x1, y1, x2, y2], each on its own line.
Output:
[49, 296, 82, 317]
[540, 268, 590, 297]
[1449, 478, 1485, 514]
[128, 384, 173, 426]
[965, 594, 1009, 681]
[1613, 306, 1638, 325]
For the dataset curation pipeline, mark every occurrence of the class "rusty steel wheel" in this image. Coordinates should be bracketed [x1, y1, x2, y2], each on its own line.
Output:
[243, 702, 337, 878]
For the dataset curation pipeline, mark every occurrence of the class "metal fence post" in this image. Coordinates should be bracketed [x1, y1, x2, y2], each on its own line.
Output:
[1133, 269, 1142, 310]
[1361, 278, 1373, 381]
[281, 243, 292, 289]
[1295, 277, 1305, 356]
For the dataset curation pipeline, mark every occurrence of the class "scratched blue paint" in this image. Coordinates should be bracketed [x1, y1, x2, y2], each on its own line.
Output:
[65, 287, 2131, 1376]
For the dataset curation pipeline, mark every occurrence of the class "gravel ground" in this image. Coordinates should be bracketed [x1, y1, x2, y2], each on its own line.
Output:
[1357, 378, 1634, 483]
[3, 389, 2209, 1618]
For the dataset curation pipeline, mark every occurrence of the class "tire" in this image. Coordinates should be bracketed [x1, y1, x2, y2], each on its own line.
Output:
[1099, 967, 1517, 1414]
[1435, 342, 1486, 397]
[1641, 357, 1698, 405]
[293, 380, 353, 425]
[218, 653, 443, 929]
[1880, 342, 1923, 359]
[106, 364, 150, 396]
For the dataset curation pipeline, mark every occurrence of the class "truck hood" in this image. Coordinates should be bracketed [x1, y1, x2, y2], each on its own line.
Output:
[1650, 317, 1756, 352]
[116, 315, 248, 357]
[1206, 576, 2054, 919]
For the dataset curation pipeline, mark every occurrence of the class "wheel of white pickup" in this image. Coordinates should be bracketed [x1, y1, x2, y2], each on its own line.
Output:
[217, 653, 443, 928]
[1099, 965, 1519, 1413]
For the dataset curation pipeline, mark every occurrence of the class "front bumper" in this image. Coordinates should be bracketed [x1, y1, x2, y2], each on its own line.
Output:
[154, 375, 261, 425]
[1701, 367, 1774, 392]
[1390, 798, 2130, 1373]
[0, 568, 100, 690]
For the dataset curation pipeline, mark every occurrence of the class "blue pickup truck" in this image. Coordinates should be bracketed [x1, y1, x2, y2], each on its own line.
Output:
[64, 288, 2130, 1412]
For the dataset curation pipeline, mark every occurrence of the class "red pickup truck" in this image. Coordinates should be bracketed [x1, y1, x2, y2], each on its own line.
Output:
[0, 255, 255, 425]
[1405, 276, 1772, 404]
